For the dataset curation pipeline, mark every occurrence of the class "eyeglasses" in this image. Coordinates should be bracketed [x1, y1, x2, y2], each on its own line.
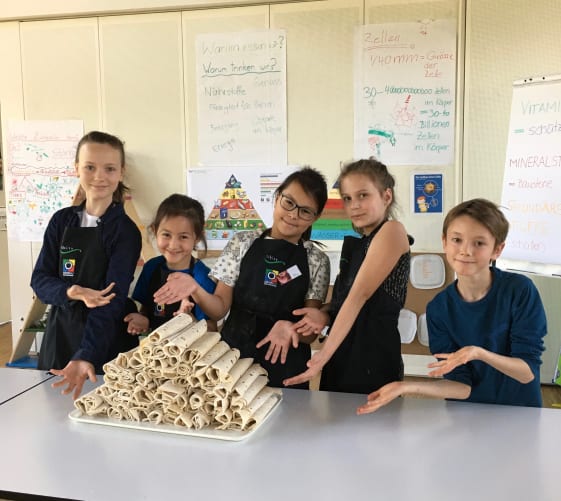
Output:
[279, 193, 317, 221]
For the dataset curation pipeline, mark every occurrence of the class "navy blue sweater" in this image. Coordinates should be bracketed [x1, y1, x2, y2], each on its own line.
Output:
[31, 202, 141, 366]
[427, 267, 546, 407]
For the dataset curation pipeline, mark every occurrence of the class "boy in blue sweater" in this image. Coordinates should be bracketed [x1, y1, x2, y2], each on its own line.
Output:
[357, 198, 546, 413]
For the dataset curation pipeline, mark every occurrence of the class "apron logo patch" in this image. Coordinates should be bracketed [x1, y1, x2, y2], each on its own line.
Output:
[264, 269, 279, 287]
[62, 259, 76, 277]
[264, 265, 302, 286]
[154, 303, 166, 317]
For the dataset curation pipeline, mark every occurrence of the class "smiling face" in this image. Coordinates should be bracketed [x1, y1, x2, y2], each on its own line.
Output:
[156, 215, 198, 270]
[339, 173, 391, 235]
[75, 142, 124, 207]
[443, 215, 505, 281]
[270, 181, 318, 244]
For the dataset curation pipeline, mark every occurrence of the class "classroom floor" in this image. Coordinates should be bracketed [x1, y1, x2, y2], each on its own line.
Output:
[1, 322, 560, 407]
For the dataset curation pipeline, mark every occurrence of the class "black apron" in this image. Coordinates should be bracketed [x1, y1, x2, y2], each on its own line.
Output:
[146, 258, 194, 329]
[320, 223, 404, 394]
[220, 232, 311, 389]
[38, 225, 137, 372]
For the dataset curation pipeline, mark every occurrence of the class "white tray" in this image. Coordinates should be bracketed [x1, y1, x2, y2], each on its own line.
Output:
[69, 394, 281, 442]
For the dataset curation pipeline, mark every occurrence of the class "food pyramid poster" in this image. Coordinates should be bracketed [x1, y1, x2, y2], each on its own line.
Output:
[205, 174, 266, 241]
[311, 180, 358, 240]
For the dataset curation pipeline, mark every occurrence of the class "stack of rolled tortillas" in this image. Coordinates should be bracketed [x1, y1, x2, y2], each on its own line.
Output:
[74, 314, 281, 431]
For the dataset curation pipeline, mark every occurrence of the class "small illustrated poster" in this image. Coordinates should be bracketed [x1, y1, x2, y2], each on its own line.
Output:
[187, 165, 296, 250]
[311, 181, 358, 240]
[412, 173, 443, 213]
[5, 120, 83, 241]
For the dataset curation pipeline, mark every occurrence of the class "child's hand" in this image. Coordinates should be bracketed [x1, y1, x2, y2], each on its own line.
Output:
[174, 298, 195, 315]
[67, 282, 116, 308]
[124, 312, 149, 335]
[256, 320, 299, 364]
[283, 349, 328, 386]
[50, 360, 97, 400]
[428, 346, 480, 377]
[356, 382, 404, 415]
[153, 273, 198, 304]
[292, 307, 329, 337]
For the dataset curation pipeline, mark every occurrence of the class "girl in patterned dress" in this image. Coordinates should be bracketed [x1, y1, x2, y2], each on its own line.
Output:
[285, 158, 412, 394]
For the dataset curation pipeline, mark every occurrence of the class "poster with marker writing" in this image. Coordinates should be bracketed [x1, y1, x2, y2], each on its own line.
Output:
[354, 20, 456, 165]
[5, 120, 83, 242]
[499, 76, 561, 267]
[196, 30, 287, 166]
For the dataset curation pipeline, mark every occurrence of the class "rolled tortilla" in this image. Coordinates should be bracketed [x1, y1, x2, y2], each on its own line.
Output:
[205, 348, 240, 384]
[185, 331, 221, 364]
[213, 357, 254, 398]
[231, 392, 280, 431]
[192, 341, 230, 375]
[146, 313, 194, 344]
[231, 374, 268, 409]
[162, 319, 208, 356]
[231, 364, 268, 401]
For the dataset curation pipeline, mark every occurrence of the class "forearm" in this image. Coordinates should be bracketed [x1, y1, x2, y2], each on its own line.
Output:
[478, 348, 535, 384]
[401, 379, 472, 400]
[191, 286, 229, 321]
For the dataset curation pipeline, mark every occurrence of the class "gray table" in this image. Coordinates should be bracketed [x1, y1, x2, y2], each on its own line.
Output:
[0, 373, 560, 501]
[0, 367, 54, 405]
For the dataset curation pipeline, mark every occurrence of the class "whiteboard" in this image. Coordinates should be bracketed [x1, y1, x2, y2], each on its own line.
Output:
[499, 75, 561, 274]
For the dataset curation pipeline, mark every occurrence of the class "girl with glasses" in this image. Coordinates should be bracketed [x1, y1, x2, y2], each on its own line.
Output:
[153, 167, 330, 388]
[285, 158, 412, 395]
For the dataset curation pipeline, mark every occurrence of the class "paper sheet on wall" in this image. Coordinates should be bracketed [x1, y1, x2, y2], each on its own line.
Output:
[187, 165, 297, 250]
[354, 20, 456, 165]
[5, 120, 83, 242]
[196, 30, 287, 166]
[499, 77, 561, 267]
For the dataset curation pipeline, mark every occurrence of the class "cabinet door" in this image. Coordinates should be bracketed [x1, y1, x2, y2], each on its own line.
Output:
[21, 18, 101, 127]
[99, 12, 185, 223]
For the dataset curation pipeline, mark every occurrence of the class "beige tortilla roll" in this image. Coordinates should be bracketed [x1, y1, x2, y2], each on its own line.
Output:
[231, 364, 268, 401]
[185, 331, 221, 364]
[115, 347, 137, 369]
[135, 372, 158, 390]
[128, 407, 149, 422]
[189, 389, 205, 410]
[191, 410, 211, 430]
[215, 409, 233, 430]
[147, 409, 164, 425]
[174, 411, 194, 428]
[146, 313, 194, 344]
[129, 350, 147, 370]
[231, 393, 280, 431]
[213, 357, 254, 398]
[74, 392, 108, 416]
[205, 348, 240, 384]
[231, 374, 268, 409]
[192, 340, 230, 375]
[162, 319, 208, 356]
[187, 372, 208, 388]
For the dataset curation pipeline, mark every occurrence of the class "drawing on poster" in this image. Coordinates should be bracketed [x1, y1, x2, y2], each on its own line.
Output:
[412, 173, 443, 214]
[6, 120, 83, 241]
[311, 181, 358, 240]
[355, 20, 456, 165]
[189, 166, 297, 249]
[205, 174, 266, 241]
